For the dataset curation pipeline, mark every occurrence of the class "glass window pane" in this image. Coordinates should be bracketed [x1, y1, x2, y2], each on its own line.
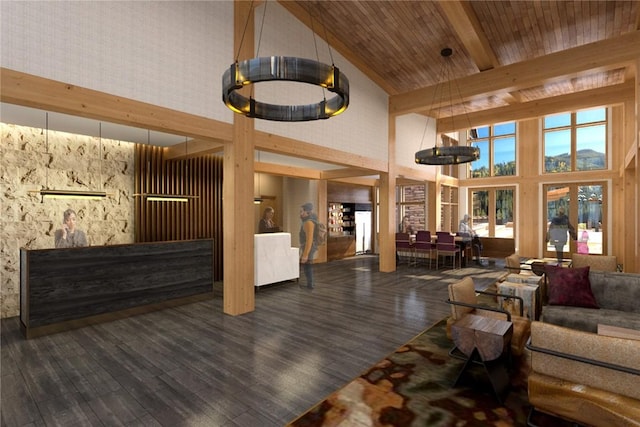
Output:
[471, 190, 489, 237]
[576, 125, 606, 171]
[494, 122, 515, 136]
[544, 113, 571, 129]
[470, 140, 489, 178]
[495, 189, 514, 238]
[577, 185, 603, 255]
[544, 129, 571, 173]
[577, 108, 606, 124]
[475, 126, 490, 138]
[494, 136, 515, 176]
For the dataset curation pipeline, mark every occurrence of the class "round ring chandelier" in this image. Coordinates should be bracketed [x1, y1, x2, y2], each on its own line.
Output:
[414, 47, 480, 166]
[415, 145, 480, 165]
[222, 56, 349, 122]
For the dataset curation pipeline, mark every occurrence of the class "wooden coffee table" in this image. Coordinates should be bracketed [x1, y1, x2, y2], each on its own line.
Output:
[451, 314, 513, 403]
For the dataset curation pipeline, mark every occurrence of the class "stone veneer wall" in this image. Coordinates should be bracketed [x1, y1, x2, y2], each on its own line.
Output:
[1, 123, 135, 318]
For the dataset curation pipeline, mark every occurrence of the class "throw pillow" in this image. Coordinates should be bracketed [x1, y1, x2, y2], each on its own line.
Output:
[545, 265, 599, 308]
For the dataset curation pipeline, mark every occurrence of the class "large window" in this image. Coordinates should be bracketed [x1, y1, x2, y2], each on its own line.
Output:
[469, 122, 516, 178]
[469, 187, 514, 238]
[543, 108, 607, 173]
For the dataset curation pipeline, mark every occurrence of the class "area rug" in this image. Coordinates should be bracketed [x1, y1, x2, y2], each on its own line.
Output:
[287, 318, 563, 427]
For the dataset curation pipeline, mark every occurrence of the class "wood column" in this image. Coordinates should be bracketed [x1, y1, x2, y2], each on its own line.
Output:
[380, 114, 397, 272]
[224, 0, 255, 315]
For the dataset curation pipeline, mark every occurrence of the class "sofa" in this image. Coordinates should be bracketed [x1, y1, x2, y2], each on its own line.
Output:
[541, 268, 640, 333]
[527, 321, 640, 426]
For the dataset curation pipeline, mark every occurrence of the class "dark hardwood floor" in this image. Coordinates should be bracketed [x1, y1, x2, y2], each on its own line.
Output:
[1, 256, 506, 427]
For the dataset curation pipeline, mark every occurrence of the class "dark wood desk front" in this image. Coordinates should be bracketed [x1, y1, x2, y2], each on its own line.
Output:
[20, 239, 214, 338]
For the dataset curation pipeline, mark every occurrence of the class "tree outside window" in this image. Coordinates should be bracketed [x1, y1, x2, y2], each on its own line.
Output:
[469, 122, 516, 178]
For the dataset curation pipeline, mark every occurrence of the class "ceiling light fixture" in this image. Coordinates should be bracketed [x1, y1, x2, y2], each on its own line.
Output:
[415, 48, 479, 166]
[222, 1, 349, 121]
[33, 114, 108, 201]
[134, 133, 199, 203]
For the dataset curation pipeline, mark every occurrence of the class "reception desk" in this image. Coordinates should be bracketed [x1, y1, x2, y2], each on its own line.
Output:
[255, 233, 299, 287]
[20, 239, 214, 338]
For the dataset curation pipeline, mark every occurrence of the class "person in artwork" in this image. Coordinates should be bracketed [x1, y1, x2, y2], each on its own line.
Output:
[54, 208, 88, 248]
[258, 206, 281, 233]
[299, 202, 318, 289]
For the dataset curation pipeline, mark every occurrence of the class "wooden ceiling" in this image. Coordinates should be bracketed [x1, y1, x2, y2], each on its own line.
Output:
[280, 1, 640, 129]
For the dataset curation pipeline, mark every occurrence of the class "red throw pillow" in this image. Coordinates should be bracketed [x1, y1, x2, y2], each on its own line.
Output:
[545, 265, 599, 308]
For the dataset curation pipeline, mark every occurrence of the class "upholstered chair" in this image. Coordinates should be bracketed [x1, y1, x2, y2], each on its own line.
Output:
[446, 276, 531, 357]
[571, 253, 617, 272]
[414, 230, 435, 268]
[395, 233, 414, 266]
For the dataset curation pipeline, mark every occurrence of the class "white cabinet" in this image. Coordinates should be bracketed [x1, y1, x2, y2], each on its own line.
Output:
[254, 233, 299, 287]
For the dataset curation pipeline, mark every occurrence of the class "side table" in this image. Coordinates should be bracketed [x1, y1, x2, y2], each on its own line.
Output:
[451, 314, 513, 403]
[498, 279, 541, 320]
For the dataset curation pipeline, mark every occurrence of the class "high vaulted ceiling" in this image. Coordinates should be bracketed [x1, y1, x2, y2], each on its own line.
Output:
[281, 0, 640, 130]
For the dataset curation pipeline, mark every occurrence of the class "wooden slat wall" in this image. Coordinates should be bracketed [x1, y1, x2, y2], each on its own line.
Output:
[134, 144, 223, 280]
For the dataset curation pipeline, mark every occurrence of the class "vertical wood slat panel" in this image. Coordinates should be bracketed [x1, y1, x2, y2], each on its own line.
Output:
[134, 145, 224, 280]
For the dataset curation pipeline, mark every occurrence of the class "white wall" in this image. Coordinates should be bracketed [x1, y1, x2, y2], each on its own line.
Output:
[252, 3, 389, 163]
[1, 1, 234, 121]
[395, 113, 438, 170]
[1, 1, 390, 163]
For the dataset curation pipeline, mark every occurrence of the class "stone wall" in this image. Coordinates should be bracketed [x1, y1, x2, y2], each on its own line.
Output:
[1, 123, 135, 318]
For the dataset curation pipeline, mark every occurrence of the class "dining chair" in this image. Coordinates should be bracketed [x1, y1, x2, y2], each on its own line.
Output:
[414, 230, 435, 268]
[395, 232, 415, 266]
[436, 232, 461, 269]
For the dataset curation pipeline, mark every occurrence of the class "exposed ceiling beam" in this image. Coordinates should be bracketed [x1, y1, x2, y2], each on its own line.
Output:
[165, 139, 225, 160]
[254, 131, 388, 172]
[0, 68, 233, 143]
[438, 1, 499, 72]
[320, 167, 376, 180]
[396, 165, 438, 183]
[438, 80, 635, 133]
[255, 161, 321, 180]
[390, 31, 640, 116]
[277, 0, 396, 94]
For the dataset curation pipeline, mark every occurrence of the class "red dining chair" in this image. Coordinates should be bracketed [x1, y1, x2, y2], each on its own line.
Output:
[436, 232, 461, 269]
[395, 232, 415, 266]
[414, 230, 435, 268]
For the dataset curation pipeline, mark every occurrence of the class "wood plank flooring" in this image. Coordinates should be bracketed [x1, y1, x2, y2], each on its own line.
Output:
[1, 256, 506, 427]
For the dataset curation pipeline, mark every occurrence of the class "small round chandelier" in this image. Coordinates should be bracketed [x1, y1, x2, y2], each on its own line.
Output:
[415, 144, 479, 165]
[222, 1, 349, 122]
[415, 48, 479, 166]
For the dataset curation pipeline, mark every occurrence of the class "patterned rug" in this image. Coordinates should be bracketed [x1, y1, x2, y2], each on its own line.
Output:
[287, 318, 541, 427]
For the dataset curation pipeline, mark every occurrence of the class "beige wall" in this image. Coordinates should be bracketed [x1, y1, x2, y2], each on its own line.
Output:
[0, 123, 135, 318]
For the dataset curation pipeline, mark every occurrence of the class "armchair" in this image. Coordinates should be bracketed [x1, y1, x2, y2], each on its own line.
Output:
[570, 253, 618, 272]
[505, 253, 531, 275]
[526, 321, 640, 426]
[446, 276, 531, 356]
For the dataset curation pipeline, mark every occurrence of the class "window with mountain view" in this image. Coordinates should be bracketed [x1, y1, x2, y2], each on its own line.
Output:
[468, 122, 516, 178]
[543, 108, 607, 173]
